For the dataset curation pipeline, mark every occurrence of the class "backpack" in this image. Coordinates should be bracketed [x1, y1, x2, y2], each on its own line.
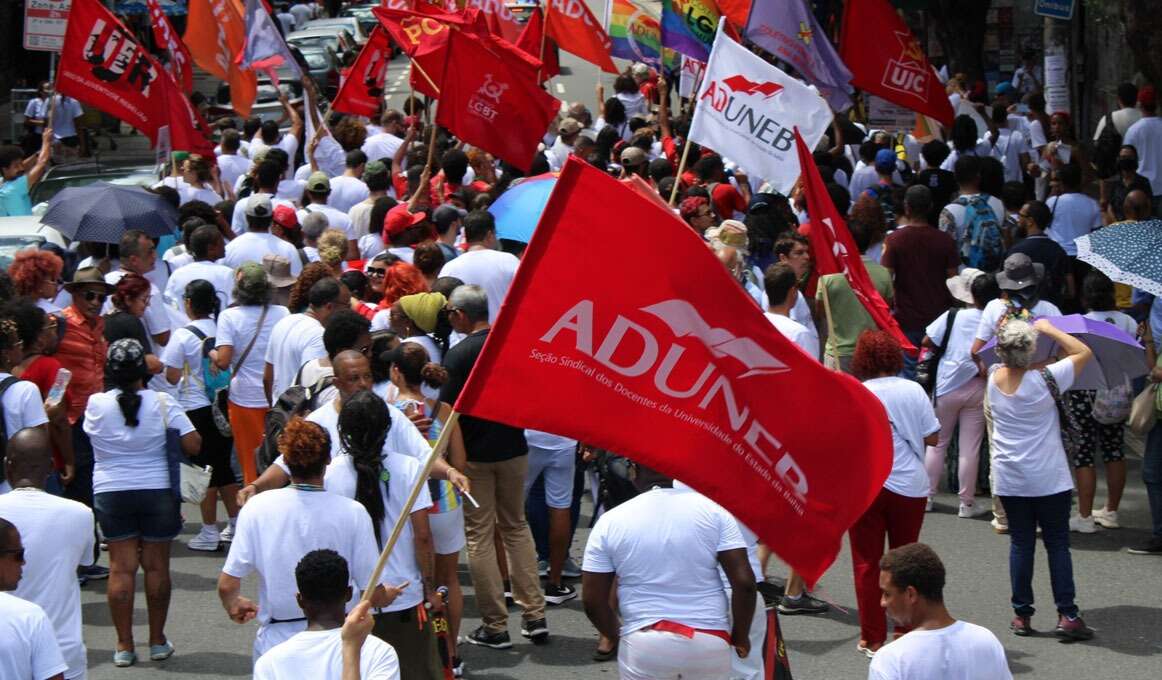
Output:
[255, 375, 335, 475]
[1092, 113, 1122, 179]
[0, 376, 20, 485]
[956, 195, 1004, 272]
[184, 326, 233, 438]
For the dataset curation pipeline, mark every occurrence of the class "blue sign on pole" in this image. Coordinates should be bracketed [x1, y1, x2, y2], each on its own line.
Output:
[1034, 0, 1076, 20]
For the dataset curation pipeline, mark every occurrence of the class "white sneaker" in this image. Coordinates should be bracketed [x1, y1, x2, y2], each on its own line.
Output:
[958, 502, 989, 518]
[1092, 507, 1120, 529]
[1069, 515, 1098, 534]
[925, 498, 934, 512]
[220, 523, 236, 543]
[990, 518, 1009, 534]
[188, 525, 221, 551]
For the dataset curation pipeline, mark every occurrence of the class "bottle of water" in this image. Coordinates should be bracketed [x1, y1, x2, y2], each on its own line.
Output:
[45, 368, 72, 408]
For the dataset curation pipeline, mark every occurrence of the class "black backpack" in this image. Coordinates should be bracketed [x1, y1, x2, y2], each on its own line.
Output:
[1092, 113, 1123, 179]
[254, 376, 335, 475]
[0, 376, 22, 485]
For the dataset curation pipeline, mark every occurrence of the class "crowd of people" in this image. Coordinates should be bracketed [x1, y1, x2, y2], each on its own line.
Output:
[2, 4, 1162, 679]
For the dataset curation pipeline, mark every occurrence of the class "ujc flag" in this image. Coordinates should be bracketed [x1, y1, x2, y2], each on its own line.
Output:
[744, 0, 852, 110]
[453, 156, 893, 587]
[688, 19, 831, 193]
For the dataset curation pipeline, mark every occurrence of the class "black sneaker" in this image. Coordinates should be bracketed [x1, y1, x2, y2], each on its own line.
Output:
[521, 618, 549, 644]
[544, 583, 577, 606]
[777, 592, 829, 615]
[81, 565, 110, 580]
[1126, 537, 1162, 555]
[465, 626, 512, 650]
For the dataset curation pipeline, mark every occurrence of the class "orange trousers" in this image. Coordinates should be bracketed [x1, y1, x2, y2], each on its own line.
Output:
[228, 401, 267, 485]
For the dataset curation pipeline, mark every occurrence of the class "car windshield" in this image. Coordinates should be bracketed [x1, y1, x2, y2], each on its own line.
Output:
[0, 236, 47, 270]
[302, 52, 329, 69]
[289, 35, 337, 51]
[31, 170, 158, 204]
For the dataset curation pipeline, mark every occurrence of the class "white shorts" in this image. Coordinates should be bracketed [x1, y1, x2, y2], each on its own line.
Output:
[524, 444, 576, 509]
[619, 627, 732, 680]
[429, 505, 466, 555]
[729, 593, 766, 680]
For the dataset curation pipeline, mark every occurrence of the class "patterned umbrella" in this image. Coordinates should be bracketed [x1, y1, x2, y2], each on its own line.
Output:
[41, 182, 179, 244]
[1076, 219, 1162, 297]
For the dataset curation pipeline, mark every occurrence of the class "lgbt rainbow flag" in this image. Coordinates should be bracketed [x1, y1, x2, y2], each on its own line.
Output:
[606, 0, 662, 66]
[660, 0, 719, 61]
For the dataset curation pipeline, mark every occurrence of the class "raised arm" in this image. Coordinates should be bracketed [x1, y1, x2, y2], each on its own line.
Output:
[1033, 317, 1092, 374]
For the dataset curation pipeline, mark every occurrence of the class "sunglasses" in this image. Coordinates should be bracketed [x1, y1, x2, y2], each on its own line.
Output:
[0, 548, 24, 562]
[366, 267, 387, 277]
[82, 291, 108, 303]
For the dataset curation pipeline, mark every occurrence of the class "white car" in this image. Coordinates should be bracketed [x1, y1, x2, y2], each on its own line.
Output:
[0, 216, 68, 269]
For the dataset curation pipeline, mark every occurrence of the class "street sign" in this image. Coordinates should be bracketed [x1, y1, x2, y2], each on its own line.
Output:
[24, 0, 72, 52]
[1034, 0, 1075, 20]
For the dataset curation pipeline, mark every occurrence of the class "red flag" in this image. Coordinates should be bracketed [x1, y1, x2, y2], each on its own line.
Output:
[544, 0, 617, 74]
[453, 157, 892, 586]
[839, 0, 953, 126]
[373, 6, 451, 98]
[435, 30, 559, 172]
[793, 130, 917, 355]
[464, 0, 525, 42]
[516, 8, 559, 83]
[715, 0, 752, 31]
[57, 0, 167, 140]
[145, 0, 193, 92]
[333, 27, 393, 117]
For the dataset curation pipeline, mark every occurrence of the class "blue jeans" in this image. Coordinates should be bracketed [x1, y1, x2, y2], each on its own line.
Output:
[1144, 423, 1162, 539]
[901, 329, 925, 380]
[1000, 491, 1078, 618]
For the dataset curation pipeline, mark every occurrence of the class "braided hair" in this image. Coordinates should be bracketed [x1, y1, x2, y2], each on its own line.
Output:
[338, 390, 392, 546]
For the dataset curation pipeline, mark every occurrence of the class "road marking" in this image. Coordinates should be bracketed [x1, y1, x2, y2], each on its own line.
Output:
[555, 83, 565, 95]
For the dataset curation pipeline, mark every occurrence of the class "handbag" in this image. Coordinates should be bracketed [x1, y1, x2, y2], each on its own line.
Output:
[179, 462, 213, 504]
[1092, 377, 1134, 425]
[1128, 384, 1158, 435]
[158, 393, 213, 504]
[1040, 368, 1082, 461]
[915, 308, 958, 395]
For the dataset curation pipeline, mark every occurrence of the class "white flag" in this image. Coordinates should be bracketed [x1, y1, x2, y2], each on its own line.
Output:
[688, 20, 832, 193]
[240, 0, 303, 81]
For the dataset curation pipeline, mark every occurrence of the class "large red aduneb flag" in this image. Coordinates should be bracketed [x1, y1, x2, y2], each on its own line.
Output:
[794, 130, 917, 355]
[454, 157, 893, 586]
[436, 31, 559, 172]
[839, 0, 953, 127]
[146, 0, 193, 93]
[333, 28, 393, 117]
[57, 0, 167, 140]
[545, 0, 618, 74]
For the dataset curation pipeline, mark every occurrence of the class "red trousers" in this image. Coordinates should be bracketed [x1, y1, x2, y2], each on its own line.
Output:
[848, 487, 927, 645]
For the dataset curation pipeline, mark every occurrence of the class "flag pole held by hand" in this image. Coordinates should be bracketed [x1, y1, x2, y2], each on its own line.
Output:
[362, 411, 460, 600]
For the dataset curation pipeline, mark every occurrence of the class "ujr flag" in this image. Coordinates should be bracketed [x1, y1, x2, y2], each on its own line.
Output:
[332, 27, 392, 117]
[744, 0, 852, 110]
[454, 157, 892, 586]
[145, 0, 193, 93]
[689, 21, 831, 193]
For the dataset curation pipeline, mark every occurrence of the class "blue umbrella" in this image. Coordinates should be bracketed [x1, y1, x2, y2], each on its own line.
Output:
[41, 182, 179, 244]
[488, 174, 557, 243]
[1076, 219, 1162, 297]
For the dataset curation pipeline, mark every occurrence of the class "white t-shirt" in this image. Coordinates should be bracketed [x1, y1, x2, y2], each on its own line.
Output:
[217, 305, 291, 408]
[217, 153, 251, 193]
[765, 312, 819, 360]
[362, 132, 404, 164]
[862, 377, 940, 498]
[438, 249, 520, 322]
[222, 488, 381, 651]
[615, 91, 648, 119]
[0, 489, 94, 680]
[925, 308, 984, 397]
[348, 199, 377, 241]
[224, 232, 304, 276]
[264, 313, 327, 400]
[328, 176, 370, 214]
[51, 96, 83, 139]
[164, 260, 235, 311]
[288, 2, 315, 25]
[298, 203, 356, 241]
[1046, 193, 1101, 256]
[1083, 310, 1137, 337]
[868, 620, 1012, 680]
[939, 143, 993, 172]
[789, 292, 819, 348]
[273, 399, 430, 466]
[847, 162, 880, 199]
[230, 194, 296, 236]
[83, 390, 195, 494]
[938, 194, 1005, 248]
[0, 374, 49, 438]
[987, 358, 1076, 497]
[104, 270, 174, 345]
[986, 129, 1030, 183]
[359, 233, 386, 260]
[1123, 116, 1162, 195]
[325, 452, 431, 612]
[162, 318, 217, 411]
[0, 593, 68, 680]
[582, 487, 746, 636]
[254, 628, 401, 680]
[975, 299, 1062, 344]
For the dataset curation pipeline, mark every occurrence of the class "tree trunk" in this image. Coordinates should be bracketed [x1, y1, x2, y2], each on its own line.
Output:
[1120, 0, 1162, 86]
[926, 0, 993, 84]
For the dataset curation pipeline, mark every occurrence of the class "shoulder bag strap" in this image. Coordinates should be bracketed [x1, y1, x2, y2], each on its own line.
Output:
[233, 305, 269, 373]
[820, 276, 837, 360]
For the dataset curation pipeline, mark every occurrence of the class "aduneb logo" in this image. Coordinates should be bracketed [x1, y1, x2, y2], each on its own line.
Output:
[880, 30, 930, 101]
[699, 73, 795, 152]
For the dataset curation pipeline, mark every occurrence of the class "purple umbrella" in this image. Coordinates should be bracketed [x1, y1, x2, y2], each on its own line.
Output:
[979, 314, 1147, 390]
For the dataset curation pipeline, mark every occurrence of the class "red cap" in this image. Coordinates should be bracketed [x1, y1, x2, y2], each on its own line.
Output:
[384, 204, 427, 238]
[1139, 85, 1156, 109]
[273, 204, 299, 230]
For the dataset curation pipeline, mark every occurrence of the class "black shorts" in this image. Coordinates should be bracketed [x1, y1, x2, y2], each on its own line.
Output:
[1066, 390, 1125, 468]
[58, 135, 80, 148]
[94, 489, 181, 543]
[187, 405, 240, 488]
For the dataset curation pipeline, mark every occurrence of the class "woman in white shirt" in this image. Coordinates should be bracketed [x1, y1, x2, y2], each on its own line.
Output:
[84, 338, 201, 667]
[163, 280, 240, 552]
[987, 318, 1094, 640]
[1068, 272, 1139, 533]
[849, 331, 940, 658]
[922, 270, 997, 517]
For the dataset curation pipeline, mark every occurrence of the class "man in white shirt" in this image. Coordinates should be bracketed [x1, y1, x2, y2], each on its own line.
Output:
[164, 225, 235, 311]
[288, 0, 315, 27]
[50, 95, 85, 161]
[298, 172, 357, 258]
[0, 517, 69, 680]
[230, 160, 296, 237]
[985, 105, 1031, 183]
[1011, 49, 1042, 99]
[216, 130, 250, 196]
[249, 98, 302, 181]
[348, 161, 391, 241]
[253, 550, 401, 680]
[328, 151, 371, 213]
[104, 231, 173, 351]
[0, 429, 94, 680]
[225, 195, 303, 277]
[848, 142, 882, 198]
[1045, 164, 1101, 257]
[274, 4, 297, 34]
[362, 111, 406, 164]
[1093, 83, 1143, 141]
[938, 155, 1005, 253]
[438, 211, 519, 323]
[868, 543, 1011, 680]
[582, 463, 756, 680]
[545, 118, 582, 172]
[764, 264, 819, 360]
[1123, 85, 1162, 205]
[263, 278, 347, 402]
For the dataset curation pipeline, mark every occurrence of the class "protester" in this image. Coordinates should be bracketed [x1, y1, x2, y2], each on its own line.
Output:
[7, 249, 64, 314]
[0, 517, 69, 680]
[264, 277, 347, 402]
[0, 316, 50, 485]
[1006, 200, 1070, 307]
[438, 212, 519, 323]
[0, 128, 53, 217]
[226, 194, 304, 275]
[163, 224, 235, 310]
[1101, 144, 1154, 224]
[104, 231, 173, 355]
[103, 274, 164, 379]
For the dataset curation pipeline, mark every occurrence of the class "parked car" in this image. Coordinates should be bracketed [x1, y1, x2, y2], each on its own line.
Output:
[301, 17, 368, 46]
[286, 27, 358, 62]
[298, 45, 342, 99]
[339, 4, 378, 39]
[30, 157, 160, 207]
[0, 216, 69, 270]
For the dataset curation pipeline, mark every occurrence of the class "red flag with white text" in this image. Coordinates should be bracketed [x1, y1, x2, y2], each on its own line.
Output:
[333, 28, 393, 117]
[145, 0, 193, 92]
[544, 0, 618, 74]
[435, 30, 559, 172]
[794, 131, 917, 354]
[454, 157, 893, 586]
[373, 6, 451, 98]
[465, 0, 526, 42]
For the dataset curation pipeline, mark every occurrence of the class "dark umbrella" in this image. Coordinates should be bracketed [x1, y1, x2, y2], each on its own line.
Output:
[41, 183, 178, 244]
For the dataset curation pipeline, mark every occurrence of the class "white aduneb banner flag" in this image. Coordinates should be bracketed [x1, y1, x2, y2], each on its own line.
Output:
[688, 20, 832, 193]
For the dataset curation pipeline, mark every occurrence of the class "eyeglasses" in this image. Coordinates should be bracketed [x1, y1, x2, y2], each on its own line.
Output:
[0, 548, 24, 562]
[82, 291, 108, 303]
[444, 306, 461, 315]
[366, 267, 387, 278]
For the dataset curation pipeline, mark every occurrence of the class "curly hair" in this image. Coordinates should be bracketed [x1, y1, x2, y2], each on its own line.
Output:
[380, 260, 428, 308]
[278, 418, 332, 479]
[111, 273, 151, 312]
[995, 319, 1038, 369]
[333, 117, 368, 152]
[8, 249, 63, 297]
[317, 229, 349, 268]
[851, 330, 903, 380]
[412, 242, 445, 280]
[880, 543, 945, 603]
[848, 195, 886, 251]
[288, 262, 335, 313]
